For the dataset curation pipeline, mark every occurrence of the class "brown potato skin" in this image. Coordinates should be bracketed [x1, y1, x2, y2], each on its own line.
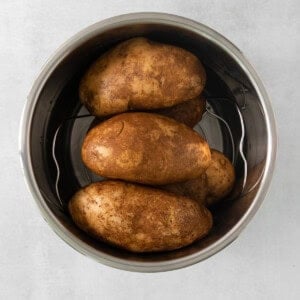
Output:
[79, 37, 206, 117]
[163, 149, 235, 206]
[163, 173, 208, 205]
[81, 112, 211, 185]
[68, 181, 213, 253]
[88, 96, 206, 129]
[154, 96, 206, 128]
[205, 150, 235, 205]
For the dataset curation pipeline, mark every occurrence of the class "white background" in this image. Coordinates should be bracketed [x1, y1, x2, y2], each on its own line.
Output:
[1, 0, 299, 299]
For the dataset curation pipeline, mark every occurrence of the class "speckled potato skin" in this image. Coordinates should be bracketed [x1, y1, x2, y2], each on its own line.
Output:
[205, 149, 235, 205]
[81, 112, 211, 185]
[163, 150, 235, 206]
[79, 37, 206, 117]
[68, 181, 213, 253]
[163, 173, 208, 205]
[154, 96, 206, 128]
[89, 95, 206, 129]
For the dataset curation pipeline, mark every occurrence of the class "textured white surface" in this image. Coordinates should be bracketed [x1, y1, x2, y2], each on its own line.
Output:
[0, 0, 299, 299]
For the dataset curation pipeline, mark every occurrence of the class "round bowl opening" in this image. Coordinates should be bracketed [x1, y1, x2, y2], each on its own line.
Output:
[21, 13, 276, 272]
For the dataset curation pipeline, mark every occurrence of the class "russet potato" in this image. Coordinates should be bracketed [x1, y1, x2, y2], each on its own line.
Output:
[68, 180, 213, 253]
[154, 96, 206, 128]
[163, 149, 235, 206]
[79, 37, 206, 117]
[81, 112, 211, 185]
[205, 149, 236, 205]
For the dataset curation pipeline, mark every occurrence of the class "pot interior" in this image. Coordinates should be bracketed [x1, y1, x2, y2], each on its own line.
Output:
[29, 21, 268, 263]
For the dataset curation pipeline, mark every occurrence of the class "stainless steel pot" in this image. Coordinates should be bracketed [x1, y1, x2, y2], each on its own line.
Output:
[19, 13, 277, 272]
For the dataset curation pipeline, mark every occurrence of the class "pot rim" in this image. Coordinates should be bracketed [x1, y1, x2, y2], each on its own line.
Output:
[19, 12, 277, 272]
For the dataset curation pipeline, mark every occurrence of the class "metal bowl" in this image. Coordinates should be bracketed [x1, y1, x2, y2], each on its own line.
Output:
[19, 13, 277, 272]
